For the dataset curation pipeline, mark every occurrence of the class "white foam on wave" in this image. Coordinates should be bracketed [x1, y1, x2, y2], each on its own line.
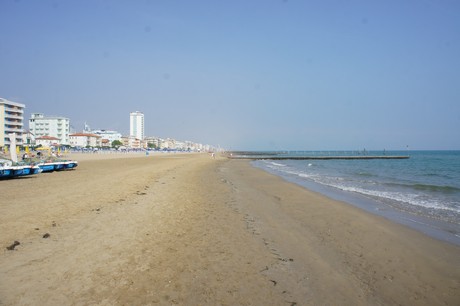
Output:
[281, 164, 460, 214]
[298, 172, 321, 180]
[261, 161, 287, 170]
[330, 184, 460, 213]
[270, 162, 286, 167]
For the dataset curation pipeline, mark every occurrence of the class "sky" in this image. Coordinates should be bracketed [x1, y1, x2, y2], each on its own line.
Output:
[1, 0, 459, 150]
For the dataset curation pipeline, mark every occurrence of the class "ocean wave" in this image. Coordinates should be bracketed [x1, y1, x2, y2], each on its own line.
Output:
[422, 172, 454, 179]
[385, 182, 460, 193]
[412, 184, 460, 193]
[355, 171, 375, 177]
[255, 158, 460, 215]
[269, 162, 286, 167]
[329, 185, 460, 214]
[298, 172, 320, 179]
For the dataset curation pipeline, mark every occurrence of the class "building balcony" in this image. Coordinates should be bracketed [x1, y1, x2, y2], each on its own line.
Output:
[5, 123, 24, 129]
[6, 107, 24, 114]
[5, 122, 23, 127]
[3, 140, 24, 146]
[4, 113, 23, 120]
[5, 127, 24, 133]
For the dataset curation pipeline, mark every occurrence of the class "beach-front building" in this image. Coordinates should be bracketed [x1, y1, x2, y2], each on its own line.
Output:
[69, 133, 102, 148]
[101, 139, 111, 148]
[121, 135, 142, 149]
[130, 111, 144, 141]
[185, 140, 202, 152]
[0, 97, 25, 148]
[29, 113, 70, 145]
[144, 136, 160, 149]
[22, 130, 35, 146]
[35, 135, 60, 147]
[161, 138, 176, 150]
[91, 129, 122, 145]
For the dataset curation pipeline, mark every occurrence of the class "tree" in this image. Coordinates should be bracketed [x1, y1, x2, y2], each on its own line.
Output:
[111, 140, 123, 148]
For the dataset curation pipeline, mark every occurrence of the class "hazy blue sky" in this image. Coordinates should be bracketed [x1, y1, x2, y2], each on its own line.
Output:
[1, 0, 459, 150]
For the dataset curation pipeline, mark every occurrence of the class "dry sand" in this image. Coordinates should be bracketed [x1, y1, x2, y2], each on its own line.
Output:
[0, 153, 459, 305]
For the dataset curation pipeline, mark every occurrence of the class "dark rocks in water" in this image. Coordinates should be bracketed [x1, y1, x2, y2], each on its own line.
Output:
[6, 241, 20, 250]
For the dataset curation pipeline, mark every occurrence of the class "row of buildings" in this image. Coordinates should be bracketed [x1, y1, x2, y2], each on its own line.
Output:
[1, 97, 214, 152]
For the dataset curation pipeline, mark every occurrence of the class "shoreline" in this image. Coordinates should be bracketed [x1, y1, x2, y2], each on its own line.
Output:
[223, 159, 460, 304]
[1, 154, 459, 304]
[253, 160, 460, 247]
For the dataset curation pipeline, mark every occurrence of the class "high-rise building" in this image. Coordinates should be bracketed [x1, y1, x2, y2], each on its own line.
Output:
[29, 113, 70, 145]
[0, 97, 25, 148]
[130, 111, 144, 140]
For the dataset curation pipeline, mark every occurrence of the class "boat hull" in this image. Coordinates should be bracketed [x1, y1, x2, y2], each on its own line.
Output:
[38, 160, 78, 172]
[0, 165, 42, 179]
[0, 168, 14, 178]
[38, 163, 56, 172]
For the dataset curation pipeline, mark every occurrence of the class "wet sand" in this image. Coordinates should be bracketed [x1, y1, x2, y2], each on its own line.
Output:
[1, 153, 459, 305]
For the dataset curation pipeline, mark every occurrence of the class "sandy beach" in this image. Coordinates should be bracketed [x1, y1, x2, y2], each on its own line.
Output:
[1, 153, 459, 305]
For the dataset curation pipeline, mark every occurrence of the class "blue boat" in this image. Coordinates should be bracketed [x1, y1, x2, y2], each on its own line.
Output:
[38, 160, 78, 172]
[30, 165, 43, 175]
[12, 165, 30, 176]
[1, 153, 77, 178]
[0, 159, 14, 179]
[0, 167, 13, 178]
[0, 159, 42, 179]
[54, 162, 65, 171]
[63, 160, 78, 170]
[38, 162, 57, 172]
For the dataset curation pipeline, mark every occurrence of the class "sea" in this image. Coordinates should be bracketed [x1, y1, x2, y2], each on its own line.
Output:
[249, 150, 460, 246]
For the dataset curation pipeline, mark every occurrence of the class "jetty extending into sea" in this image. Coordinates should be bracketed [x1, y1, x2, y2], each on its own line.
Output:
[229, 155, 409, 160]
[227, 152, 410, 160]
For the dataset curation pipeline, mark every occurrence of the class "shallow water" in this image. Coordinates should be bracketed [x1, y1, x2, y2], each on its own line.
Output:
[252, 151, 460, 246]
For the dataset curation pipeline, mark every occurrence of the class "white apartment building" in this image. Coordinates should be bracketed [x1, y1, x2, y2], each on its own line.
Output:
[130, 111, 144, 141]
[91, 129, 122, 145]
[35, 135, 60, 147]
[0, 97, 25, 148]
[69, 133, 102, 148]
[161, 138, 176, 150]
[29, 113, 70, 145]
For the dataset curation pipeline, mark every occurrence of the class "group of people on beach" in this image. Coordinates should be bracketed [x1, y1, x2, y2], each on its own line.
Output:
[22, 150, 60, 161]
